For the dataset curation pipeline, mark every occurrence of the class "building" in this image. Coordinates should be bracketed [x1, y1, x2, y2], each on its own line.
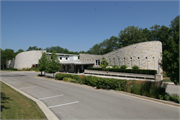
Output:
[6, 41, 162, 73]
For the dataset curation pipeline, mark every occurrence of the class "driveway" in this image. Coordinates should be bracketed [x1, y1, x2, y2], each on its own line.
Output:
[0, 71, 179, 120]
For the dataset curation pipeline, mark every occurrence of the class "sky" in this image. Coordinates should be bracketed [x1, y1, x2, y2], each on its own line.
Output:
[1, 1, 179, 53]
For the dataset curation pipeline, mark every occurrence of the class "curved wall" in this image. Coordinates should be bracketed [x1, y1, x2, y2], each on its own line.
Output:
[14, 50, 46, 69]
[80, 41, 162, 71]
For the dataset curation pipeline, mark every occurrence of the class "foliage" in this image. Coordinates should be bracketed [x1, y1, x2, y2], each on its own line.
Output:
[120, 65, 127, 70]
[100, 57, 109, 68]
[170, 94, 179, 103]
[26, 46, 42, 51]
[118, 26, 148, 48]
[160, 15, 179, 85]
[38, 52, 48, 75]
[112, 65, 119, 69]
[132, 65, 139, 70]
[46, 51, 61, 77]
[1, 49, 16, 69]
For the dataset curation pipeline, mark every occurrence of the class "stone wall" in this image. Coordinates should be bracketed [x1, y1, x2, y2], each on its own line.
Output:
[79, 54, 102, 67]
[13, 50, 46, 69]
[80, 41, 162, 72]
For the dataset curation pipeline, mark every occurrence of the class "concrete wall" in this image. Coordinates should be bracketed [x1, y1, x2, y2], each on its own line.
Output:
[13, 50, 46, 69]
[80, 41, 162, 72]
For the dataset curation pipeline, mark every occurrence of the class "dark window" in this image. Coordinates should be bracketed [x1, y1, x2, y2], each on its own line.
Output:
[138, 57, 140, 59]
[146, 57, 148, 59]
[96, 60, 100, 65]
[130, 57, 132, 60]
[66, 57, 68, 60]
[60, 57, 62, 60]
[124, 58, 125, 60]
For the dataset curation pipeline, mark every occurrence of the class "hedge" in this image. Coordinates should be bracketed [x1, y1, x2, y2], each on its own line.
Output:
[55, 73, 179, 103]
[87, 67, 157, 75]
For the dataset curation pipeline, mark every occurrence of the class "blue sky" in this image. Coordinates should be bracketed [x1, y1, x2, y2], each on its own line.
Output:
[1, 1, 179, 52]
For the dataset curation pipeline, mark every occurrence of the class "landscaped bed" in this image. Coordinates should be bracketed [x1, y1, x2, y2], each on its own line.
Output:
[54, 73, 179, 103]
[1, 82, 47, 119]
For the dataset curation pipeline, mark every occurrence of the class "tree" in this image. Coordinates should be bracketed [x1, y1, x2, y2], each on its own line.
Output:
[160, 15, 179, 85]
[100, 57, 109, 68]
[46, 51, 61, 77]
[38, 52, 48, 75]
[15, 49, 24, 55]
[26, 46, 42, 51]
[118, 26, 148, 48]
[1, 49, 16, 69]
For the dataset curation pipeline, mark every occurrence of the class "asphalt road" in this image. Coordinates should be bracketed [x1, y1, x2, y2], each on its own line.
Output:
[0, 71, 180, 120]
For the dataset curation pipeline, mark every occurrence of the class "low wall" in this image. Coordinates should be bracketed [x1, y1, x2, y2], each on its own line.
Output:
[84, 69, 160, 80]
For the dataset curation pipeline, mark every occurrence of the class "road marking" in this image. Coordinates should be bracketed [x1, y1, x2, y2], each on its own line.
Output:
[19, 86, 37, 90]
[8, 81, 23, 84]
[39, 94, 64, 100]
[48, 101, 79, 108]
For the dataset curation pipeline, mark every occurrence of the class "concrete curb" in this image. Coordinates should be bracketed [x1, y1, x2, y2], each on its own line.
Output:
[0, 80, 59, 120]
[36, 76, 180, 108]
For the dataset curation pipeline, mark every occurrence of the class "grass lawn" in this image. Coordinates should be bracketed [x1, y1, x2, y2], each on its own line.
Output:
[162, 77, 172, 82]
[1, 81, 47, 119]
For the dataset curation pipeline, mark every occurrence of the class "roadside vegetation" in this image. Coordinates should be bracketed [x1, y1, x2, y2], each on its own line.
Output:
[1, 82, 47, 119]
[54, 73, 179, 103]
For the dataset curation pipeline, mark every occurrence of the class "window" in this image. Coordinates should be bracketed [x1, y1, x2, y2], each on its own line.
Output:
[66, 57, 68, 60]
[130, 57, 132, 60]
[138, 57, 140, 59]
[153, 57, 154, 59]
[96, 60, 100, 65]
[146, 57, 148, 59]
[124, 57, 125, 60]
[60, 57, 62, 60]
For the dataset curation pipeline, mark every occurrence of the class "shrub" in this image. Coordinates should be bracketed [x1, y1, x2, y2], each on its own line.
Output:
[120, 65, 127, 70]
[170, 94, 179, 103]
[132, 65, 139, 70]
[164, 94, 170, 100]
[112, 65, 119, 69]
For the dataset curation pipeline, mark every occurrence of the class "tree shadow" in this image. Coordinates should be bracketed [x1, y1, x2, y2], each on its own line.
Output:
[1, 92, 12, 111]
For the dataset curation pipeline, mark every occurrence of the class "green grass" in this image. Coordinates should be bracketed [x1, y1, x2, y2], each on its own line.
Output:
[162, 78, 172, 82]
[1, 82, 47, 119]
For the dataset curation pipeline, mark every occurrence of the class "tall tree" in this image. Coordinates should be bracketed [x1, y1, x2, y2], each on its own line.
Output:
[46, 51, 61, 77]
[1, 49, 16, 69]
[38, 52, 48, 75]
[160, 15, 179, 85]
[118, 26, 148, 47]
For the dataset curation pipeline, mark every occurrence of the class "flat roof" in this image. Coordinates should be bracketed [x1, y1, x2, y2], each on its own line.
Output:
[46, 52, 79, 56]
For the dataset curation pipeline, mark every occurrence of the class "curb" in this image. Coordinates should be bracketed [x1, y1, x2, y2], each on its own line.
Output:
[0, 80, 59, 120]
[36, 76, 180, 108]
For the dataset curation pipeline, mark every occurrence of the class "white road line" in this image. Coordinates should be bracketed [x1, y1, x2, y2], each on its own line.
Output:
[19, 86, 37, 90]
[39, 94, 64, 100]
[8, 81, 23, 84]
[48, 101, 79, 108]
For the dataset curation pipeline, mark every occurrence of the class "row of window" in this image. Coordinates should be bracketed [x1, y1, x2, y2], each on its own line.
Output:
[110, 56, 156, 60]
[59, 57, 68, 60]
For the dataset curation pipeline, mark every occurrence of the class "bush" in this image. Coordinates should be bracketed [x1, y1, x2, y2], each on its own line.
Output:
[120, 65, 127, 70]
[170, 94, 179, 103]
[132, 65, 139, 70]
[112, 65, 119, 69]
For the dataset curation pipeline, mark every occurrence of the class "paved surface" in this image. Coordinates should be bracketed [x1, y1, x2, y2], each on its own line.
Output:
[0, 71, 180, 120]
